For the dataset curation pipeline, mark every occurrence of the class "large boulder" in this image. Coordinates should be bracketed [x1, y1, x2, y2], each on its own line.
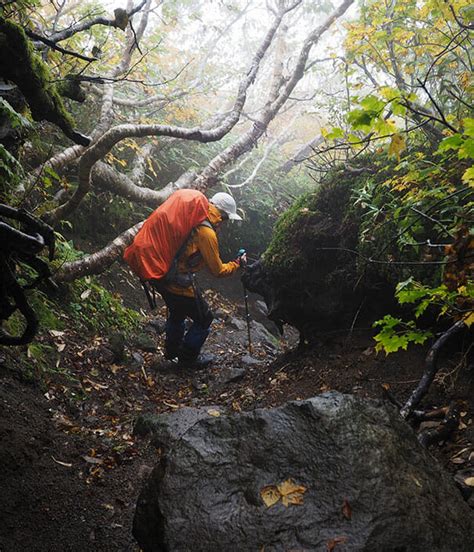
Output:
[133, 393, 474, 552]
[242, 156, 442, 343]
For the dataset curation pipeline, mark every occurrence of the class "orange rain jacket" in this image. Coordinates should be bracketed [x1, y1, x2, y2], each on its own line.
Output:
[165, 203, 239, 297]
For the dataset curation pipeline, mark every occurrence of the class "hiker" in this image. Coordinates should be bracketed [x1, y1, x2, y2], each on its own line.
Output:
[124, 190, 246, 368]
[160, 192, 246, 366]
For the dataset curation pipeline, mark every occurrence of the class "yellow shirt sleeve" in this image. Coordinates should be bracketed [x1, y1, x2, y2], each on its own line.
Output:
[196, 225, 239, 277]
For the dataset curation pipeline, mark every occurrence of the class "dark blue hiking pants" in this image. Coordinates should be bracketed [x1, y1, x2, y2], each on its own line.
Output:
[157, 288, 213, 361]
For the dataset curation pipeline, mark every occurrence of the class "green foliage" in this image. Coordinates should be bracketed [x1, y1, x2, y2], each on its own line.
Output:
[52, 234, 141, 334]
[347, 95, 386, 132]
[436, 118, 474, 185]
[0, 97, 31, 130]
[373, 315, 432, 354]
[0, 144, 24, 198]
[373, 277, 473, 354]
[0, 98, 31, 198]
[396, 277, 474, 320]
[65, 276, 141, 335]
[4, 288, 63, 339]
[0, 0, 40, 17]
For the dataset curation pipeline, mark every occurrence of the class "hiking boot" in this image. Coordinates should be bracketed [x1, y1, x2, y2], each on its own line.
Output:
[178, 352, 215, 369]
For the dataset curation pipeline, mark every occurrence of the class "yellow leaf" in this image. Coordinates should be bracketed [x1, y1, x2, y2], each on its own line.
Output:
[260, 485, 281, 508]
[463, 312, 474, 327]
[261, 479, 307, 508]
[147, 157, 158, 178]
[278, 479, 306, 497]
[388, 134, 406, 161]
[464, 477, 474, 487]
[281, 493, 305, 507]
[207, 409, 221, 417]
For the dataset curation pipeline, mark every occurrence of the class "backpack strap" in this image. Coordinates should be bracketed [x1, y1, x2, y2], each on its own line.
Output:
[199, 220, 213, 229]
[141, 280, 157, 310]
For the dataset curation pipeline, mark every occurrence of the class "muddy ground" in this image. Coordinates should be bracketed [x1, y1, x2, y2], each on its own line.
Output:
[0, 272, 473, 552]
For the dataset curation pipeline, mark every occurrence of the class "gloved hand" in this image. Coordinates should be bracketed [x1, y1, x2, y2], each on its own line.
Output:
[235, 248, 247, 267]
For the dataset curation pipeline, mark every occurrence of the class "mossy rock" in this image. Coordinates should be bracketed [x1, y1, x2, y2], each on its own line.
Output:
[252, 159, 396, 341]
[0, 18, 88, 145]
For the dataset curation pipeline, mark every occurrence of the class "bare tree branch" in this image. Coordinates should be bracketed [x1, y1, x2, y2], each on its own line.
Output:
[55, 221, 144, 282]
[45, 0, 147, 43]
[191, 0, 355, 190]
[46, 4, 290, 224]
[26, 29, 98, 62]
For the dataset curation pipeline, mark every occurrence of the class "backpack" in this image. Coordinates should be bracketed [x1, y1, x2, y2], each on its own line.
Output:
[123, 189, 210, 286]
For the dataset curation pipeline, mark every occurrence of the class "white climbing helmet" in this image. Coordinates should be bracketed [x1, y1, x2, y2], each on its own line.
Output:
[210, 192, 242, 221]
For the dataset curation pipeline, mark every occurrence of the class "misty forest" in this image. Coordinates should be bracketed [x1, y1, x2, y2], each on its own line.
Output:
[0, 0, 473, 550]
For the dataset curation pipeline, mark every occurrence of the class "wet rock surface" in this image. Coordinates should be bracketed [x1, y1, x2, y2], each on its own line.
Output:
[133, 393, 474, 552]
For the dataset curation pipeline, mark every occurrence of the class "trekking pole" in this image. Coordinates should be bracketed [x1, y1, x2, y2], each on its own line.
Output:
[243, 283, 252, 355]
[238, 249, 252, 355]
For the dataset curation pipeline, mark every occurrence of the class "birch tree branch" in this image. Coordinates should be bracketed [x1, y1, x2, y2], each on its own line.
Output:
[46, 5, 288, 224]
[45, 0, 147, 43]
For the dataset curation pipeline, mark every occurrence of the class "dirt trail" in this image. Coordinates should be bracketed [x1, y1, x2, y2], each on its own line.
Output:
[0, 278, 472, 551]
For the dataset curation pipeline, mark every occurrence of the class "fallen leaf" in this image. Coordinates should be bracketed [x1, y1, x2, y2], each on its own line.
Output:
[207, 409, 221, 417]
[163, 400, 179, 409]
[464, 477, 474, 487]
[452, 447, 470, 458]
[260, 479, 307, 508]
[51, 456, 72, 468]
[56, 343, 66, 352]
[80, 289, 92, 300]
[53, 413, 75, 428]
[451, 456, 466, 464]
[281, 493, 304, 507]
[411, 476, 422, 488]
[83, 455, 103, 465]
[110, 364, 121, 374]
[260, 485, 281, 508]
[278, 479, 307, 507]
[83, 378, 108, 390]
[342, 498, 352, 519]
[232, 400, 241, 412]
[327, 536, 348, 551]
[49, 330, 65, 337]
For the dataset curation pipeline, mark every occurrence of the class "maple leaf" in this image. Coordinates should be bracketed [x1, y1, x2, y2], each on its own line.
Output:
[260, 479, 307, 508]
[260, 485, 280, 508]
[278, 479, 307, 507]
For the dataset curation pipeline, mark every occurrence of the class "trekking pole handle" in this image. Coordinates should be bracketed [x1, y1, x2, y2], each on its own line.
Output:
[237, 248, 247, 268]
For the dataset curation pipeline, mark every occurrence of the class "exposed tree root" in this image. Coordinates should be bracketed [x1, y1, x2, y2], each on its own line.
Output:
[418, 400, 464, 448]
[400, 320, 466, 419]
